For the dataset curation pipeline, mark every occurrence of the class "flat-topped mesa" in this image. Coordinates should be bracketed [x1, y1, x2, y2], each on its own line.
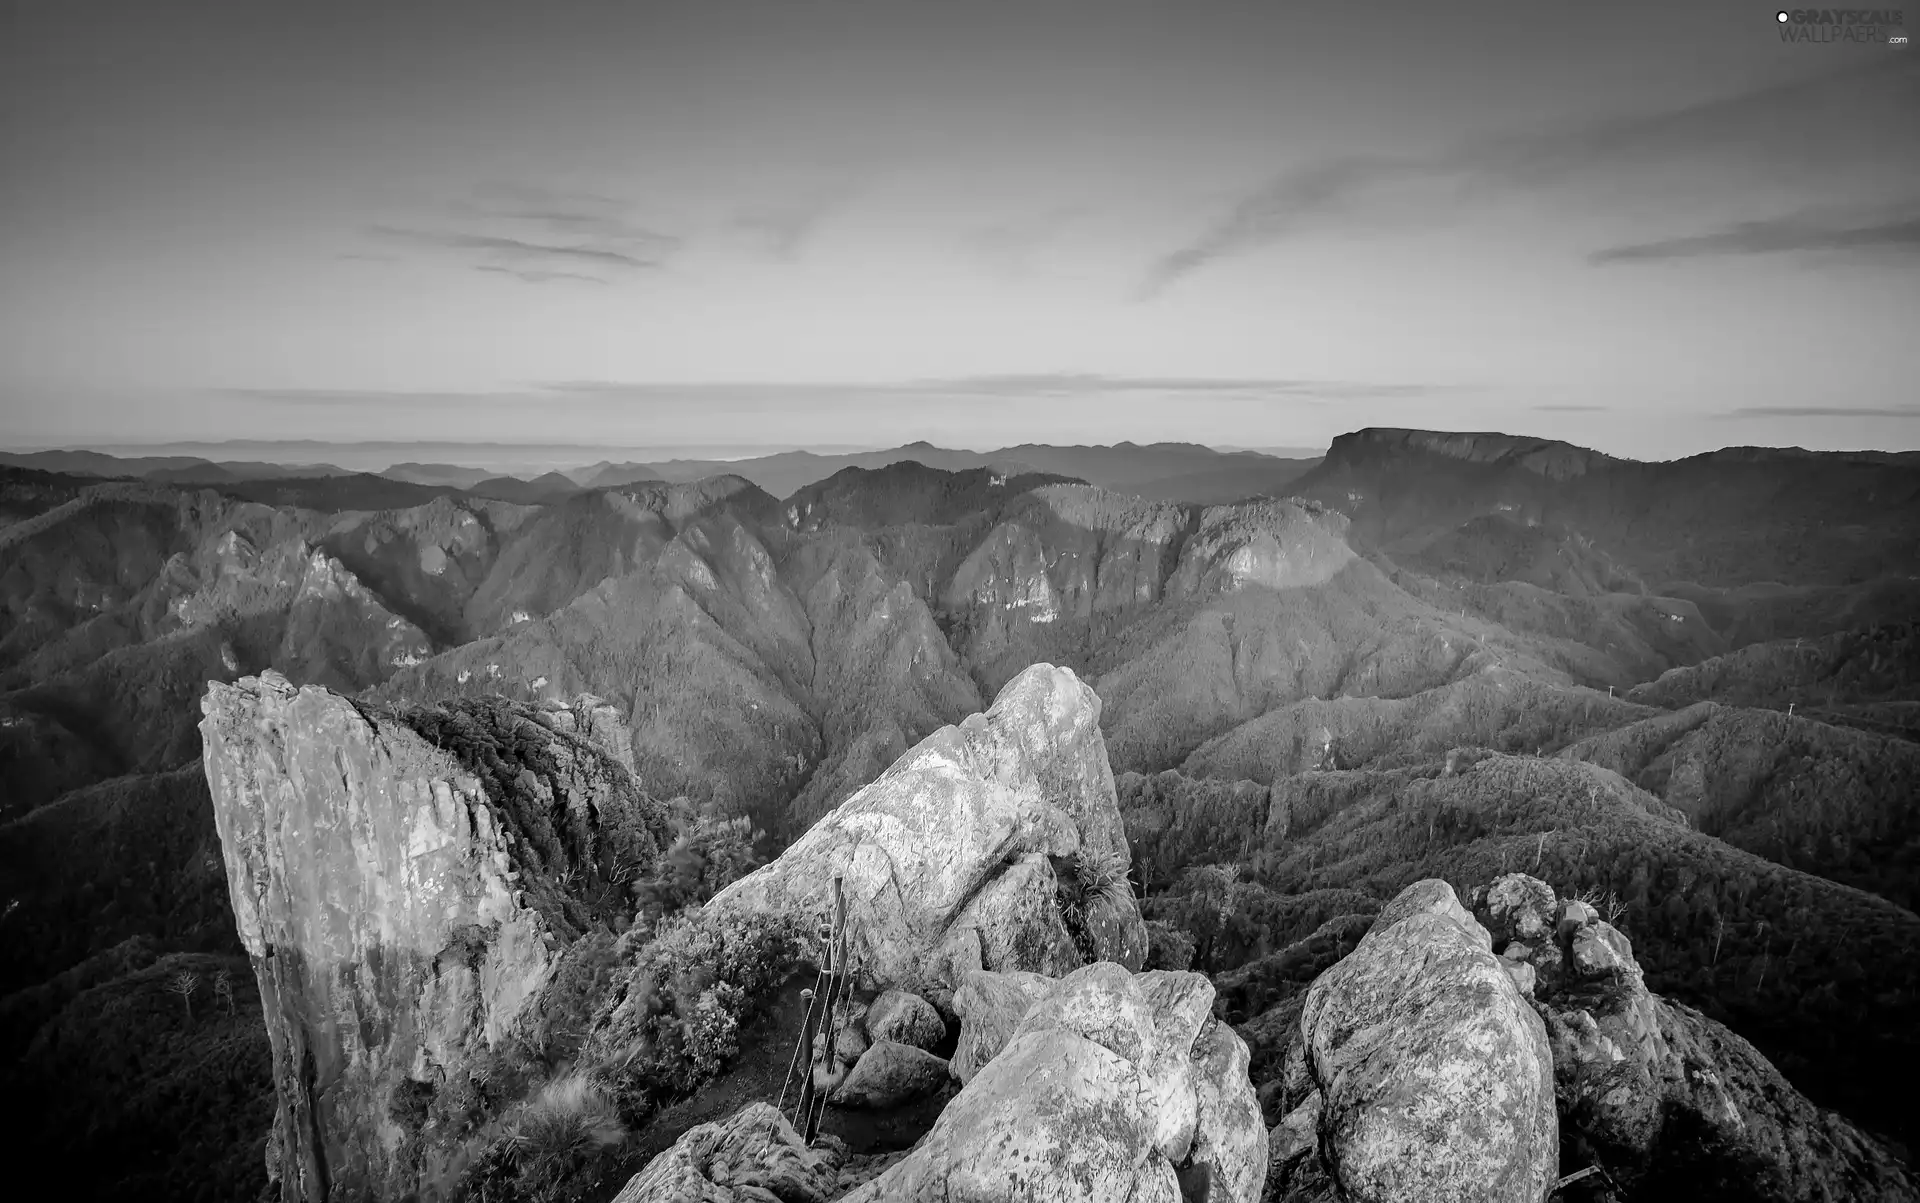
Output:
[704, 662, 1150, 1008]
[1326, 427, 1619, 481]
[198, 672, 667, 1203]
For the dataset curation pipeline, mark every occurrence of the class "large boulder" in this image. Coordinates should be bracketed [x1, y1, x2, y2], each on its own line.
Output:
[1473, 873, 1919, 1202]
[832, 1040, 952, 1109]
[1298, 879, 1559, 1203]
[611, 1102, 843, 1202]
[865, 988, 947, 1050]
[706, 664, 1149, 1005]
[198, 674, 664, 1203]
[948, 968, 1056, 1084]
[835, 961, 1268, 1203]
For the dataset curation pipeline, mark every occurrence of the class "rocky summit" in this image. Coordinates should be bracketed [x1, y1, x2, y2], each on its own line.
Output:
[704, 661, 1150, 1005]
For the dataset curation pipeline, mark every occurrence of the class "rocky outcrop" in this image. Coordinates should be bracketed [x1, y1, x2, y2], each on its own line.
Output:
[1470, 873, 1919, 1202]
[834, 961, 1268, 1203]
[536, 691, 637, 774]
[705, 663, 1148, 1006]
[611, 1102, 844, 1202]
[198, 672, 666, 1203]
[1271, 878, 1559, 1203]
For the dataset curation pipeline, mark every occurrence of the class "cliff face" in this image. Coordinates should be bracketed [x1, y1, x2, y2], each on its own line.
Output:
[199, 672, 664, 1203]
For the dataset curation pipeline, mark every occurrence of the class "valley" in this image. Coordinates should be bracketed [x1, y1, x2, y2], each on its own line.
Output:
[0, 429, 1915, 1202]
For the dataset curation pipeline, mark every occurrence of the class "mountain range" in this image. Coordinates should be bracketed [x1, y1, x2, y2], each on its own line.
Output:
[2, 439, 1324, 508]
[0, 427, 1914, 1200]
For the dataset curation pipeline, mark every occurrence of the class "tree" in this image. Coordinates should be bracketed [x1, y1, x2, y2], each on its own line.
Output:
[168, 970, 199, 1024]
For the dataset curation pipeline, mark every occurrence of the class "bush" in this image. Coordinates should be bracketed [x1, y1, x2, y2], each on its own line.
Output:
[505, 1075, 627, 1203]
[586, 907, 804, 1122]
[1144, 920, 1197, 971]
[1056, 843, 1136, 962]
[629, 806, 761, 934]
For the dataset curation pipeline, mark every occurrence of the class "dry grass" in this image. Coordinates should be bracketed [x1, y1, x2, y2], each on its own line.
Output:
[504, 1074, 627, 1202]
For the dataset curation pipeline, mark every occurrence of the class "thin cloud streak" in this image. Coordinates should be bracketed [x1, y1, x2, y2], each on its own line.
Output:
[368, 225, 670, 270]
[1533, 404, 1609, 412]
[1712, 406, 1920, 419]
[360, 182, 680, 281]
[475, 265, 610, 285]
[1140, 58, 1920, 296]
[958, 205, 1091, 277]
[540, 374, 1464, 402]
[1589, 207, 1920, 264]
[217, 388, 528, 407]
[219, 375, 1465, 410]
[732, 185, 857, 261]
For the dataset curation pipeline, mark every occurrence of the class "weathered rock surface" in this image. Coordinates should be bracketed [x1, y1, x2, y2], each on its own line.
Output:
[831, 1039, 951, 1109]
[836, 962, 1268, 1203]
[1470, 872, 1919, 1202]
[1297, 879, 1558, 1203]
[199, 672, 665, 1203]
[705, 664, 1149, 1004]
[537, 691, 637, 774]
[612, 1102, 843, 1202]
[948, 968, 1055, 1084]
[864, 987, 946, 1050]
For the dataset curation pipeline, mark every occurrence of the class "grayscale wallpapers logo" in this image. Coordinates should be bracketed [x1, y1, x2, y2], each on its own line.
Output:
[1776, 8, 1908, 42]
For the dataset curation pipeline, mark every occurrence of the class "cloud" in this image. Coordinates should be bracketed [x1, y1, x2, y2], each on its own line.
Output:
[732, 186, 856, 261]
[220, 375, 1463, 417]
[361, 183, 680, 280]
[1139, 156, 1413, 297]
[1588, 206, 1920, 264]
[475, 265, 610, 285]
[957, 205, 1090, 276]
[926, 373, 1457, 401]
[217, 388, 527, 408]
[369, 226, 669, 270]
[1712, 405, 1920, 420]
[536, 374, 1459, 405]
[1140, 58, 1920, 296]
[1533, 404, 1609, 412]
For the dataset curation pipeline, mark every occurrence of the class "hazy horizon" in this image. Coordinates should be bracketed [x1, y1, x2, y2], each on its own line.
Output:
[4, 1, 1916, 459]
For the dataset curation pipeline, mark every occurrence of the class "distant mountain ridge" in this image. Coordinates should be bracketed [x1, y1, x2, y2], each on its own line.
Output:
[2, 440, 1327, 508]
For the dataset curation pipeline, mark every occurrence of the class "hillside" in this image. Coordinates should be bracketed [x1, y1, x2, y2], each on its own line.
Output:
[1629, 621, 1920, 738]
[1562, 702, 1920, 909]
[1130, 754, 1920, 1150]
[1, 428, 1916, 1198]
[1290, 427, 1920, 608]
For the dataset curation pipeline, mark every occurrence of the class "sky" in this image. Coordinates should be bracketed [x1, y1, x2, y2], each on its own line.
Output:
[2, 0, 1916, 460]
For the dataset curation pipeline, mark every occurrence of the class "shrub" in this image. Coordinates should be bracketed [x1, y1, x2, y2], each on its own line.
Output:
[629, 807, 762, 935]
[1145, 919, 1197, 971]
[587, 907, 804, 1122]
[1056, 842, 1136, 961]
[450, 1074, 628, 1203]
[505, 1075, 627, 1202]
